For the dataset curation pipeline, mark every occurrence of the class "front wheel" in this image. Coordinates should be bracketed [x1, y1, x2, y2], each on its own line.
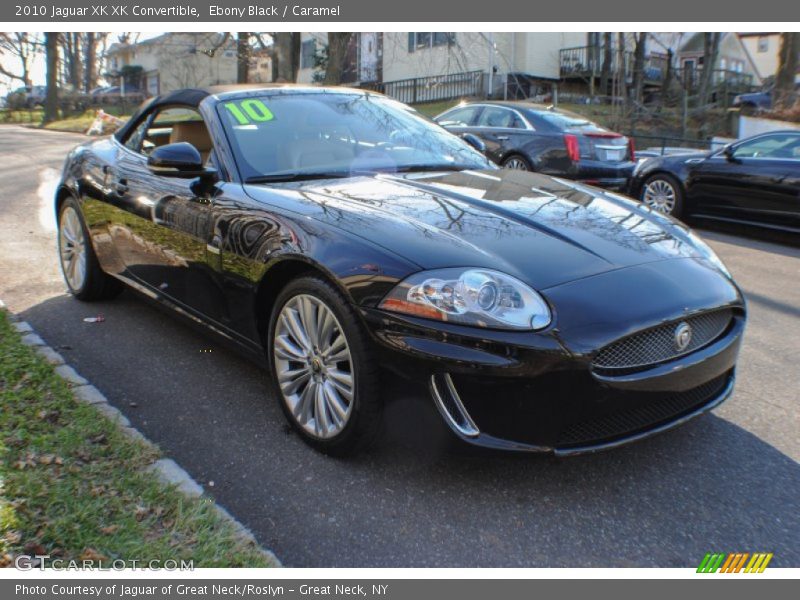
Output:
[58, 197, 123, 301]
[640, 174, 684, 218]
[267, 276, 382, 456]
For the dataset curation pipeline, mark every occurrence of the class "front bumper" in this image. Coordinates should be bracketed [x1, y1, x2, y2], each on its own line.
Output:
[362, 260, 745, 455]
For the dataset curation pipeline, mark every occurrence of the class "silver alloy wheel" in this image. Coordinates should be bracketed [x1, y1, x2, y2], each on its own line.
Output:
[273, 294, 354, 439]
[642, 179, 677, 214]
[59, 206, 87, 292]
[503, 157, 529, 171]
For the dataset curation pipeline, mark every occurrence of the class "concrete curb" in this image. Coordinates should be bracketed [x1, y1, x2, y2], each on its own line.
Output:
[2, 305, 281, 567]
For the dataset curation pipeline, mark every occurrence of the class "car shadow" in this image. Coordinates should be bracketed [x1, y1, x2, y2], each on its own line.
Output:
[696, 225, 800, 254]
[19, 290, 800, 568]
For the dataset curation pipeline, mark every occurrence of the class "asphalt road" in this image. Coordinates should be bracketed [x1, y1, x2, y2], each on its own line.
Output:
[1, 125, 798, 567]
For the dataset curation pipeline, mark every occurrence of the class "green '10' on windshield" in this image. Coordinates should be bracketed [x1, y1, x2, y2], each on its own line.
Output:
[224, 99, 274, 125]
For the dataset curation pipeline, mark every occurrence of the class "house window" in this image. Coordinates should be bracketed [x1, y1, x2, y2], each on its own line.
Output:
[301, 39, 316, 69]
[407, 33, 454, 52]
[757, 36, 769, 53]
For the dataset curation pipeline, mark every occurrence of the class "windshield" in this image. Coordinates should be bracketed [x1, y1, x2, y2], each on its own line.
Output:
[216, 91, 492, 182]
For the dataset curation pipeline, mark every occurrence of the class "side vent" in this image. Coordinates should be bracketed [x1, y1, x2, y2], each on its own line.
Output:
[430, 373, 480, 438]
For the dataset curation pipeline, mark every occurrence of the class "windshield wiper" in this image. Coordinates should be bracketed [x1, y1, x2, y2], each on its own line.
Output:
[392, 164, 476, 173]
[245, 171, 352, 184]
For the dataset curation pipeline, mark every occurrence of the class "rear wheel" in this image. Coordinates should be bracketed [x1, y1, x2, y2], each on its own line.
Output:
[640, 174, 684, 218]
[502, 155, 532, 171]
[58, 197, 123, 301]
[267, 276, 382, 456]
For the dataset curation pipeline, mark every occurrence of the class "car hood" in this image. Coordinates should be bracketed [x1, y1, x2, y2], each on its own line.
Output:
[244, 169, 712, 290]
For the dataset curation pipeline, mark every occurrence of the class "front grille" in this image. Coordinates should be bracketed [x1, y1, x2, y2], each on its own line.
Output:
[593, 309, 733, 372]
[556, 373, 730, 448]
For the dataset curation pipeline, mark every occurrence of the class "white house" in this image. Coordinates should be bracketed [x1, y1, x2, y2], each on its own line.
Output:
[105, 33, 238, 96]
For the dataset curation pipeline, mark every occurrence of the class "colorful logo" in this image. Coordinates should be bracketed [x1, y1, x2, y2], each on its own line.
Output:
[697, 553, 773, 573]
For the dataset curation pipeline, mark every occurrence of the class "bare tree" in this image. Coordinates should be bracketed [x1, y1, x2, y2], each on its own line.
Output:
[272, 33, 301, 82]
[236, 32, 250, 83]
[697, 32, 721, 107]
[43, 33, 59, 124]
[600, 32, 613, 96]
[631, 33, 648, 104]
[0, 33, 40, 87]
[323, 33, 353, 85]
[61, 33, 84, 90]
[774, 32, 799, 110]
[84, 32, 103, 92]
[616, 32, 627, 105]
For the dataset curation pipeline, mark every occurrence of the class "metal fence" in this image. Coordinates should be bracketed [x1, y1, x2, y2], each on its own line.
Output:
[360, 71, 485, 105]
[626, 132, 713, 156]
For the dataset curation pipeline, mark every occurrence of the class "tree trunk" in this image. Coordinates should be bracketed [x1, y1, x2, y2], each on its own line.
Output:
[84, 32, 96, 92]
[273, 32, 301, 82]
[631, 33, 648, 103]
[774, 32, 799, 110]
[237, 32, 250, 83]
[698, 32, 721, 107]
[43, 33, 59, 125]
[663, 48, 674, 95]
[323, 33, 353, 85]
[616, 33, 627, 105]
[600, 32, 613, 96]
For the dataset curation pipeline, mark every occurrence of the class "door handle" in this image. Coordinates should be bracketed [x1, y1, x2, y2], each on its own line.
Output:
[495, 135, 510, 141]
[114, 178, 128, 195]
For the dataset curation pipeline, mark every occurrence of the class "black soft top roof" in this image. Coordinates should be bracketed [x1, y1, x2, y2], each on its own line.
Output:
[113, 88, 210, 141]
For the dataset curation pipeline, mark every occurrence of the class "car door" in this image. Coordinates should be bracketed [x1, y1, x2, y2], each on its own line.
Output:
[687, 133, 800, 227]
[472, 105, 532, 165]
[108, 106, 226, 320]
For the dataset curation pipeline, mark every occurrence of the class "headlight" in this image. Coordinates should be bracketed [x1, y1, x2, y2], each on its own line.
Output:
[379, 268, 551, 330]
[687, 231, 732, 279]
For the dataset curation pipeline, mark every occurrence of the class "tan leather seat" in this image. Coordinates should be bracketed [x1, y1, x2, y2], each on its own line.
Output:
[169, 121, 213, 162]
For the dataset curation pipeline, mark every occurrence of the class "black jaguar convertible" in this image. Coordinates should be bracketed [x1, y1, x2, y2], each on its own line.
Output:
[55, 85, 746, 455]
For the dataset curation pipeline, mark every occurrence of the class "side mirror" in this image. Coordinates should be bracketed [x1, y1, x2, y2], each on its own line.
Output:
[461, 133, 486, 154]
[147, 142, 215, 179]
[723, 144, 737, 162]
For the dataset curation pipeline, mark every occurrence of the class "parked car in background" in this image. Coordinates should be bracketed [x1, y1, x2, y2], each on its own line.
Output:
[629, 130, 800, 234]
[733, 83, 800, 112]
[435, 101, 636, 190]
[90, 86, 126, 104]
[55, 85, 745, 456]
[6, 85, 47, 109]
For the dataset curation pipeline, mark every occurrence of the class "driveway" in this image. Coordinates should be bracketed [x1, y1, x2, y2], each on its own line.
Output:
[1, 125, 798, 567]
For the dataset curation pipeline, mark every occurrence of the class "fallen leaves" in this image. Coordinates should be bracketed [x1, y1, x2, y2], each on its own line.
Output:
[79, 547, 107, 562]
[37, 409, 60, 424]
[13, 453, 38, 470]
[99, 525, 119, 535]
[11, 452, 64, 469]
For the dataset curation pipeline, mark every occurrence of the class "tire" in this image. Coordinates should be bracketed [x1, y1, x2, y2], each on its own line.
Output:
[640, 173, 685, 219]
[267, 275, 382, 456]
[57, 197, 123, 301]
[501, 154, 532, 171]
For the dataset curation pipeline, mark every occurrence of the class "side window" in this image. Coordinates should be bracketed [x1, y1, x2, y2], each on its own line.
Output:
[437, 106, 480, 127]
[733, 134, 800, 159]
[476, 106, 525, 129]
[123, 118, 150, 152]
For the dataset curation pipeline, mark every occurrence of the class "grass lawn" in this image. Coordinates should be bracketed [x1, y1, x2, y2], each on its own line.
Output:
[0, 309, 275, 568]
[414, 99, 463, 118]
[42, 112, 99, 134]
